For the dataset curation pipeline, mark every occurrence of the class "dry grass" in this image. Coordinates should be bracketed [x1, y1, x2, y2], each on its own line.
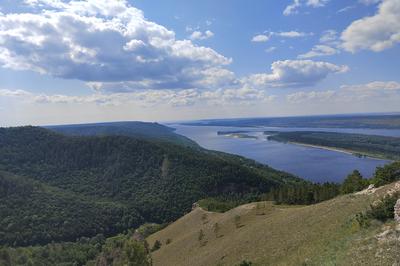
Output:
[147, 182, 400, 266]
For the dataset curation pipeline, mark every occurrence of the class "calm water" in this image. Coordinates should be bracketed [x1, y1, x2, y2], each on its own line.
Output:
[171, 124, 398, 183]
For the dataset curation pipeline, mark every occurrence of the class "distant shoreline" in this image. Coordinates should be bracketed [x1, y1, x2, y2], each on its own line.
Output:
[286, 141, 390, 161]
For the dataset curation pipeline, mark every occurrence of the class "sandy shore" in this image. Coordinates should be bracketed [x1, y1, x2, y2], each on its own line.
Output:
[286, 141, 389, 161]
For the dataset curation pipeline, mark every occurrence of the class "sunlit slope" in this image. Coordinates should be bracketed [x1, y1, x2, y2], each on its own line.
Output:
[147, 182, 400, 266]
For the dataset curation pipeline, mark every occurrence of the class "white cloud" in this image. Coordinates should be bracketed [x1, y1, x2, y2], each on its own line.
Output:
[275, 31, 310, 38]
[0, 89, 31, 97]
[287, 81, 400, 104]
[298, 45, 338, 58]
[341, 0, 400, 52]
[0, 0, 230, 91]
[0, 86, 275, 108]
[251, 31, 311, 43]
[265, 47, 277, 53]
[337, 5, 355, 13]
[287, 90, 336, 103]
[298, 30, 339, 58]
[319, 30, 338, 44]
[284, 0, 329, 16]
[189, 30, 214, 40]
[341, 81, 400, 98]
[251, 34, 269, 42]
[247, 60, 348, 88]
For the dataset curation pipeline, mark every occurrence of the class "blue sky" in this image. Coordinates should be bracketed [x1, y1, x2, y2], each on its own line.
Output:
[0, 0, 399, 126]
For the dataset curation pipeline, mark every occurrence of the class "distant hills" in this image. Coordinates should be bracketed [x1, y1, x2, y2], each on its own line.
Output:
[182, 113, 400, 129]
[46, 121, 198, 147]
[0, 126, 299, 247]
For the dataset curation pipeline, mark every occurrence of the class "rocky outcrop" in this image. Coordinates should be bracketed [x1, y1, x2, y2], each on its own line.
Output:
[395, 199, 400, 223]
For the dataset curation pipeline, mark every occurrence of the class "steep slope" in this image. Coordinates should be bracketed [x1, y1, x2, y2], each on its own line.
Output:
[147, 182, 400, 266]
[0, 126, 299, 247]
[46, 121, 197, 147]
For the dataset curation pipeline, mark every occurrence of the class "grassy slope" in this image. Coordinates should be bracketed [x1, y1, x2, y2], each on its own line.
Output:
[147, 182, 400, 266]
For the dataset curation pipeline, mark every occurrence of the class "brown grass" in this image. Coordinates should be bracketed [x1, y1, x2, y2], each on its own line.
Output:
[147, 182, 400, 266]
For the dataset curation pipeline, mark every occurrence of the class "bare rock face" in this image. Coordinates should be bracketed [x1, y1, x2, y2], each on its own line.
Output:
[395, 199, 400, 223]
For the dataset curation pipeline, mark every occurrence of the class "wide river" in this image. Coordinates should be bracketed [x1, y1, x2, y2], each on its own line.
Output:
[171, 124, 400, 183]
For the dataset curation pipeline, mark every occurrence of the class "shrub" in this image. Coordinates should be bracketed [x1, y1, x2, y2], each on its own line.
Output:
[151, 240, 162, 252]
[367, 192, 399, 222]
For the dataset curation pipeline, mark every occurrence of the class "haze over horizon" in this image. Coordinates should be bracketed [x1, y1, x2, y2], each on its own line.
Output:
[1, 0, 400, 126]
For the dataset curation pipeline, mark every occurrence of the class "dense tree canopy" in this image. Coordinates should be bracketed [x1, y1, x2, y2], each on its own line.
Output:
[0, 126, 299, 247]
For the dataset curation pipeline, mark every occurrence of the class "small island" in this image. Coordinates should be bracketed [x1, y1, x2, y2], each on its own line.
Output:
[217, 131, 258, 139]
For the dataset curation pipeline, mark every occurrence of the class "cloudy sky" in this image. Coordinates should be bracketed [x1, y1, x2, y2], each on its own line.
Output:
[0, 0, 399, 126]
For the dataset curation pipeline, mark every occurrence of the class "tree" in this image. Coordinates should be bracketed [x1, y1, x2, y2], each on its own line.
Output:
[150, 240, 161, 252]
[373, 162, 400, 187]
[341, 170, 366, 194]
[122, 238, 152, 266]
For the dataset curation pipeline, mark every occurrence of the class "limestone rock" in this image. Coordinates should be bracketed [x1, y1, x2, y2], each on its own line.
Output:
[395, 199, 400, 223]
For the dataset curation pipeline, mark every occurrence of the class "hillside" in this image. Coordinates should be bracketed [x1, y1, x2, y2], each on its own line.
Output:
[46, 121, 198, 147]
[147, 181, 400, 266]
[266, 131, 400, 160]
[0, 126, 299, 247]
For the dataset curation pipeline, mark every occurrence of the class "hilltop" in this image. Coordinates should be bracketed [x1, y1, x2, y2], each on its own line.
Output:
[147, 181, 400, 266]
[46, 121, 197, 147]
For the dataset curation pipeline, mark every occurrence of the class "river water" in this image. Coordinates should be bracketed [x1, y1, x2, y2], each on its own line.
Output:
[171, 124, 399, 183]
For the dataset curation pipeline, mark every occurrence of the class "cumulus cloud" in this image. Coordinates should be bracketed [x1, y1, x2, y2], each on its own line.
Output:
[341, 0, 400, 52]
[341, 81, 400, 98]
[189, 30, 214, 40]
[284, 0, 329, 16]
[287, 81, 400, 104]
[0, 0, 230, 91]
[298, 45, 338, 58]
[251, 34, 269, 42]
[298, 30, 339, 58]
[247, 60, 348, 88]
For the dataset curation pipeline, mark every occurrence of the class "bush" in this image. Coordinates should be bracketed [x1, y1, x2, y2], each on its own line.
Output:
[239, 260, 253, 266]
[367, 192, 400, 222]
[151, 240, 162, 252]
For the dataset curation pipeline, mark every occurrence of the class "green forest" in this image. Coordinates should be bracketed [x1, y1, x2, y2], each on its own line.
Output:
[0, 126, 299, 247]
[266, 131, 400, 160]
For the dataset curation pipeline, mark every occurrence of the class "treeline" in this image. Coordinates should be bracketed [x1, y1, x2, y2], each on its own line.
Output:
[267, 131, 400, 160]
[0, 231, 151, 266]
[0, 126, 299, 247]
[267, 161, 400, 205]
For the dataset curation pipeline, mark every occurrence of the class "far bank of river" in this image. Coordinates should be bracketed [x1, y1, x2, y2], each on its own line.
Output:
[171, 124, 394, 183]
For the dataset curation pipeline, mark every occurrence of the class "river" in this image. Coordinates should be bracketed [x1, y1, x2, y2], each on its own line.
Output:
[171, 124, 397, 183]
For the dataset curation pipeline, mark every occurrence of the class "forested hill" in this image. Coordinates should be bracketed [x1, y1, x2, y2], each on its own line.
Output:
[46, 121, 197, 147]
[0, 126, 299, 247]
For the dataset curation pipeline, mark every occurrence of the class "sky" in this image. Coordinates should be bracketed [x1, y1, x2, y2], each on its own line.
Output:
[0, 0, 399, 126]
